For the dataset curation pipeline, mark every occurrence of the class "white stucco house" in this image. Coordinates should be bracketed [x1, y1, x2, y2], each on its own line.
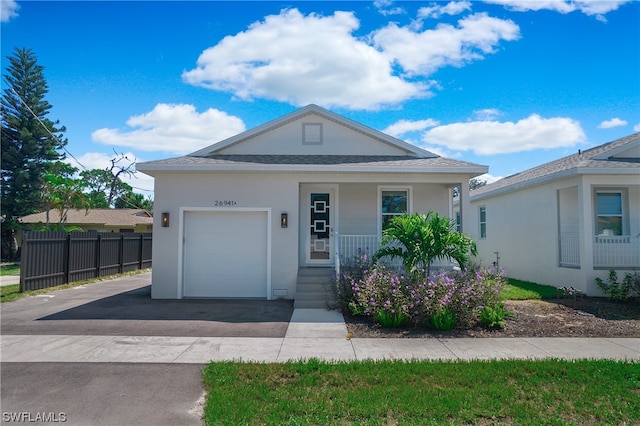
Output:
[137, 105, 487, 304]
[468, 133, 640, 295]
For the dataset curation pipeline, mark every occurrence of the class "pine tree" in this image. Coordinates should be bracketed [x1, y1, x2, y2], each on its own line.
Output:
[1, 47, 67, 259]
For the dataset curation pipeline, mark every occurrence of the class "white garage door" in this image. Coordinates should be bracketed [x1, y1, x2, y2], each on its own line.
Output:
[182, 210, 269, 298]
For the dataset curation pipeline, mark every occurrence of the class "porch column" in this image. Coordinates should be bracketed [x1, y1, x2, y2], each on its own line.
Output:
[577, 179, 594, 276]
[459, 181, 470, 234]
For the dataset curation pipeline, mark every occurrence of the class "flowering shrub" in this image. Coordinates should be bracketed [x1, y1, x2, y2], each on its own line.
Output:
[337, 252, 508, 329]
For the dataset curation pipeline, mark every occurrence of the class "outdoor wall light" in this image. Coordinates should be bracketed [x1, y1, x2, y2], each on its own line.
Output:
[281, 212, 288, 228]
[161, 212, 170, 228]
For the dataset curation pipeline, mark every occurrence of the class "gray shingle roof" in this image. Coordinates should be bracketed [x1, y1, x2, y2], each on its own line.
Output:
[138, 154, 487, 173]
[471, 133, 640, 200]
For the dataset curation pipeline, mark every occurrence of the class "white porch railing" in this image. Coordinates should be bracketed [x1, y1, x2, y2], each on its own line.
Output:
[335, 233, 454, 272]
[594, 235, 640, 268]
[559, 233, 580, 268]
[558, 233, 640, 269]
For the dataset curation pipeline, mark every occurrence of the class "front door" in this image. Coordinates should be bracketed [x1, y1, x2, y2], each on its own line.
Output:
[304, 186, 335, 265]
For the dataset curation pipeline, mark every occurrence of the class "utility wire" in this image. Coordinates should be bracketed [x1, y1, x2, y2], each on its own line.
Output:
[8, 86, 154, 210]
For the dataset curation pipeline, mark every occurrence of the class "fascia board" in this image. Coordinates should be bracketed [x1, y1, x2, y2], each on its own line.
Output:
[137, 162, 488, 175]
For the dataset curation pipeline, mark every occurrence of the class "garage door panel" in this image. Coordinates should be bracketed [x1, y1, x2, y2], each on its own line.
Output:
[183, 210, 269, 298]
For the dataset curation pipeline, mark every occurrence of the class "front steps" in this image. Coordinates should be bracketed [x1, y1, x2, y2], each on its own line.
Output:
[294, 268, 337, 309]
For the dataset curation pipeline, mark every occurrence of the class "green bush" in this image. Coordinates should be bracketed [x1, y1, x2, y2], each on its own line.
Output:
[595, 270, 639, 301]
[427, 307, 457, 331]
[479, 303, 513, 329]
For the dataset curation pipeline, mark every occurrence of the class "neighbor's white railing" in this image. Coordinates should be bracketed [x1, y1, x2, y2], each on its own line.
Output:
[594, 235, 640, 268]
[559, 233, 580, 268]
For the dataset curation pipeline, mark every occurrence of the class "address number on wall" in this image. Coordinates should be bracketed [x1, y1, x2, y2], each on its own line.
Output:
[214, 200, 238, 206]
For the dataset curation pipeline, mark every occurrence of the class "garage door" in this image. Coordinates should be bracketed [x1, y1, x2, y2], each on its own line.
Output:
[182, 210, 269, 298]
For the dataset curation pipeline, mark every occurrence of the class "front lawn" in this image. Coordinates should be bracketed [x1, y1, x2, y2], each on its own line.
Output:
[202, 359, 639, 425]
[501, 278, 559, 300]
[0, 262, 20, 276]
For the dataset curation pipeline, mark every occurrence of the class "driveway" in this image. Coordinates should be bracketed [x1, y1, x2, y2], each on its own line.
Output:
[1, 271, 294, 338]
[1, 271, 294, 426]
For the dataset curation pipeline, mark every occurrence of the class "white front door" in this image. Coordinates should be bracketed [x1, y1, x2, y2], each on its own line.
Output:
[304, 186, 336, 266]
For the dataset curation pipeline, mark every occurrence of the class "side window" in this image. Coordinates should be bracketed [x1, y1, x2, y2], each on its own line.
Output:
[595, 191, 623, 235]
[479, 206, 486, 239]
[380, 188, 410, 232]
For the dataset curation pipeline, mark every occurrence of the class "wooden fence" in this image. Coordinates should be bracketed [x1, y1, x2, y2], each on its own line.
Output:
[20, 231, 152, 291]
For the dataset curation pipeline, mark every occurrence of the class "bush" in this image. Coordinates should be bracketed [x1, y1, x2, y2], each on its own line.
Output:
[595, 270, 640, 302]
[479, 303, 513, 329]
[337, 252, 508, 329]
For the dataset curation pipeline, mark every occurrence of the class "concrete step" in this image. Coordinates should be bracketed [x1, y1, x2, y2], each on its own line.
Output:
[294, 267, 337, 310]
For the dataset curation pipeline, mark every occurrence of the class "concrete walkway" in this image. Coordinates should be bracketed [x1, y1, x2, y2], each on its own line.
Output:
[3, 309, 639, 363]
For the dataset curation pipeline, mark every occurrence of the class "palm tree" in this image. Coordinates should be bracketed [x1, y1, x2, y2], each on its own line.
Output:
[373, 212, 477, 276]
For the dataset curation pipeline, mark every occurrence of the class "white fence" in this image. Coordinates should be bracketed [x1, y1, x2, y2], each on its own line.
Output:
[559, 233, 580, 268]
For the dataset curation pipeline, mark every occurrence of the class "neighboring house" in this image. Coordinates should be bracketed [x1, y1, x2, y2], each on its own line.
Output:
[19, 209, 153, 234]
[137, 104, 487, 303]
[468, 133, 640, 295]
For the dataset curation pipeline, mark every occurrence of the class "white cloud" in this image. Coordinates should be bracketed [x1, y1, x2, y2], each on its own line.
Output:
[383, 118, 439, 138]
[183, 9, 423, 110]
[67, 152, 155, 195]
[472, 108, 501, 121]
[634, 123, 640, 132]
[418, 1, 472, 19]
[92, 104, 246, 155]
[475, 173, 503, 184]
[484, 0, 630, 17]
[0, 0, 19, 23]
[422, 114, 586, 155]
[598, 117, 628, 129]
[372, 13, 520, 76]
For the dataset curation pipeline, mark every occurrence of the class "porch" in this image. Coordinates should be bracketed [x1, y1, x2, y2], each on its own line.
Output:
[559, 234, 640, 269]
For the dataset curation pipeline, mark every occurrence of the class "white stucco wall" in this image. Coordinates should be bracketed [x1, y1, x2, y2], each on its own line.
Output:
[150, 171, 469, 299]
[470, 174, 640, 294]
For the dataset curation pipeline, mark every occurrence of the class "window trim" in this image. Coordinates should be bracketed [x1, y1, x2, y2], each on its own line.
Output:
[479, 205, 487, 239]
[594, 188, 627, 236]
[377, 186, 412, 236]
[302, 123, 323, 145]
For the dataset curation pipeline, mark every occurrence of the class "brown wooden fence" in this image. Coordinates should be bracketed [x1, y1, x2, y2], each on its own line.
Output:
[20, 231, 152, 291]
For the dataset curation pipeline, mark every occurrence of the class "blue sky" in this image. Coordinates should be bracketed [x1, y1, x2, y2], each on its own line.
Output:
[2, 0, 638, 196]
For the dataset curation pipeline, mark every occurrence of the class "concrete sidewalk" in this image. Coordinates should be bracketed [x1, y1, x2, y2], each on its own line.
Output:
[3, 309, 639, 363]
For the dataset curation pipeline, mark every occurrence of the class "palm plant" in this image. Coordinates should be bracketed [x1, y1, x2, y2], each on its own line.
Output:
[373, 212, 477, 276]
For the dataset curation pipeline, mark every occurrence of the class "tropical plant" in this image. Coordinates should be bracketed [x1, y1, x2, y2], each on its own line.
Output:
[479, 303, 513, 328]
[373, 212, 477, 276]
[595, 270, 639, 302]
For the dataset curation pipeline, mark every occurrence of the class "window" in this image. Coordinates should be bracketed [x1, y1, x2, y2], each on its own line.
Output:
[595, 191, 623, 235]
[479, 206, 486, 239]
[379, 187, 411, 232]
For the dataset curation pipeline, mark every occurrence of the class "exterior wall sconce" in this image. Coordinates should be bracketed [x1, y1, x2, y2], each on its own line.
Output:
[161, 212, 170, 228]
[281, 212, 288, 228]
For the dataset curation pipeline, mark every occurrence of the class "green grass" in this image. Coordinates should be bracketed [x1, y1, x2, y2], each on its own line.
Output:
[501, 278, 559, 300]
[0, 263, 20, 276]
[0, 268, 151, 303]
[202, 359, 640, 425]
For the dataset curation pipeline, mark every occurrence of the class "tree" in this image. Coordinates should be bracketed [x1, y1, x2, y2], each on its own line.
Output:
[40, 162, 89, 230]
[453, 177, 487, 198]
[1, 48, 67, 259]
[373, 212, 477, 276]
[80, 152, 137, 208]
[115, 192, 154, 213]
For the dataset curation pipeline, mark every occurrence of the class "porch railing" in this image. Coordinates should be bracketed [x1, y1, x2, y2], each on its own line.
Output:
[559, 233, 640, 269]
[594, 235, 640, 268]
[335, 233, 454, 272]
[559, 233, 580, 268]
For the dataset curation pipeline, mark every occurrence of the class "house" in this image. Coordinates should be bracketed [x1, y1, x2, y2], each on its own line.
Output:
[19, 208, 153, 234]
[137, 104, 487, 304]
[468, 133, 640, 295]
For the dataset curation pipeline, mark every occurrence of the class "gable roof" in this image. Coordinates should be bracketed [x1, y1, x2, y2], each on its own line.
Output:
[189, 104, 434, 158]
[471, 133, 640, 201]
[138, 104, 488, 176]
[20, 209, 153, 227]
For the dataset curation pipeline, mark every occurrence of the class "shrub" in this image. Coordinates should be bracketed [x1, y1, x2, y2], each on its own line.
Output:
[595, 270, 639, 302]
[427, 306, 457, 331]
[479, 303, 513, 329]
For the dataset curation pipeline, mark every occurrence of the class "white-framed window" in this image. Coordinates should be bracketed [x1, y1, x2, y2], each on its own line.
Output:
[479, 206, 486, 239]
[378, 186, 412, 234]
[595, 190, 625, 236]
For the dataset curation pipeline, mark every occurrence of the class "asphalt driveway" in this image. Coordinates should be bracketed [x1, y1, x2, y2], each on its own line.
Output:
[1, 271, 294, 338]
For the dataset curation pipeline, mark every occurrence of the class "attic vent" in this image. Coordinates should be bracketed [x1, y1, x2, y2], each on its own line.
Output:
[302, 123, 323, 145]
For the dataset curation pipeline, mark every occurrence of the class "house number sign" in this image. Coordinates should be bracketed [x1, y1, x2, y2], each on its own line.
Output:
[213, 200, 238, 206]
